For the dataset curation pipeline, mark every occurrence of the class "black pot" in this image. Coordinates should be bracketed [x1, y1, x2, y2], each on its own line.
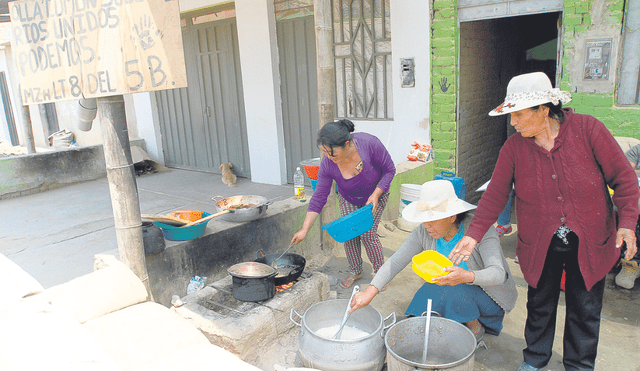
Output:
[227, 262, 276, 302]
[254, 250, 306, 286]
[141, 221, 166, 255]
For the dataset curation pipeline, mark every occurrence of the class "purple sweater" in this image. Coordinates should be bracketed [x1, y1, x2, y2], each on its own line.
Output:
[467, 108, 639, 290]
[308, 132, 396, 214]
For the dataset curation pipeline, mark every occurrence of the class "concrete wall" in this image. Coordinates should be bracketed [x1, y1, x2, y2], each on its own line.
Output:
[0, 145, 106, 199]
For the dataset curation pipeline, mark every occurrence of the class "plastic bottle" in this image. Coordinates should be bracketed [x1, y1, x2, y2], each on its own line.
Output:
[294, 167, 306, 201]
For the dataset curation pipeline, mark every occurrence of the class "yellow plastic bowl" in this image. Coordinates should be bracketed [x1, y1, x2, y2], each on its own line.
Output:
[412, 250, 453, 283]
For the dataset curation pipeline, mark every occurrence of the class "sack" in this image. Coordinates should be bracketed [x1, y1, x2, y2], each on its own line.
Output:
[407, 141, 433, 162]
[48, 130, 75, 148]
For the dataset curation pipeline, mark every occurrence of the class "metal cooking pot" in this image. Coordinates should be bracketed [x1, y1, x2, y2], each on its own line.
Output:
[212, 195, 274, 223]
[385, 317, 476, 371]
[227, 262, 276, 302]
[254, 249, 306, 286]
[290, 299, 396, 371]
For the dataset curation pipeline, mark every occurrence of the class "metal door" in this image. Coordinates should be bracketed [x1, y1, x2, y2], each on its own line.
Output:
[155, 17, 250, 177]
[277, 15, 320, 184]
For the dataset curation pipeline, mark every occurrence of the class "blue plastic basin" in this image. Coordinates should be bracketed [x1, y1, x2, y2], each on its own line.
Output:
[322, 204, 373, 243]
[154, 212, 211, 241]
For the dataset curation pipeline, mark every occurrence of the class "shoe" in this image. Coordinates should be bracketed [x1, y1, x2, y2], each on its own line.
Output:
[517, 362, 541, 371]
[615, 260, 640, 289]
[496, 224, 512, 237]
[340, 273, 362, 289]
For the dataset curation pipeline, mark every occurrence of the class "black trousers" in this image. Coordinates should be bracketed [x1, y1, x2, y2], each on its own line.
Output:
[523, 232, 605, 371]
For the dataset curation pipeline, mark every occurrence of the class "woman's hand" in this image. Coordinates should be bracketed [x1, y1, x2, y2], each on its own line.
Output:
[366, 187, 384, 215]
[433, 266, 474, 286]
[348, 285, 379, 314]
[449, 236, 478, 265]
[616, 227, 637, 260]
[290, 230, 308, 246]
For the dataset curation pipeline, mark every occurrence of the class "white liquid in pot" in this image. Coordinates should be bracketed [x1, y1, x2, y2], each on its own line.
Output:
[315, 325, 370, 340]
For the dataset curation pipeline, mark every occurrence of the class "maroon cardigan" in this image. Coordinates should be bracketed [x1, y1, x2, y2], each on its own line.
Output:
[467, 108, 640, 290]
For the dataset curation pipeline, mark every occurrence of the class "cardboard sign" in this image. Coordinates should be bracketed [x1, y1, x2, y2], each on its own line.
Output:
[10, 0, 187, 104]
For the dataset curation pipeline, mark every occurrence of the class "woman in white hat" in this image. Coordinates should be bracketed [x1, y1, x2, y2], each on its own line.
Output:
[450, 72, 639, 371]
[348, 180, 518, 342]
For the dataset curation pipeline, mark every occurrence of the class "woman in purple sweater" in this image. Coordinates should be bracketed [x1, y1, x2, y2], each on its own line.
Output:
[290, 120, 396, 289]
[450, 72, 639, 371]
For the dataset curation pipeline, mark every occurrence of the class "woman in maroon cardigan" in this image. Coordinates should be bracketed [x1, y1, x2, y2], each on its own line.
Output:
[450, 72, 639, 371]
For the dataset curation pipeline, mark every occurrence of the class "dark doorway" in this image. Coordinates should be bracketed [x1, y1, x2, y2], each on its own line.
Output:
[458, 12, 561, 204]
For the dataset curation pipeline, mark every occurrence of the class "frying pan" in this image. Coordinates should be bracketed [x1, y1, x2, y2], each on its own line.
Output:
[254, 249, 306, 286]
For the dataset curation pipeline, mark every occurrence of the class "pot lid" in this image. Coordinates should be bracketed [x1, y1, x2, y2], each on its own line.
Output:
[228, 262, 276, 278]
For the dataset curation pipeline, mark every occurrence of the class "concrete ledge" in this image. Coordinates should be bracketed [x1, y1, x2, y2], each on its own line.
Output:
[145, 196, 335, 307]
[0, 145, 106, 200]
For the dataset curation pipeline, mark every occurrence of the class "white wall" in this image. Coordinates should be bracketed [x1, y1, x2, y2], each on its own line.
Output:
[235, 0, 286, 185]
[339, 0, 432, 165]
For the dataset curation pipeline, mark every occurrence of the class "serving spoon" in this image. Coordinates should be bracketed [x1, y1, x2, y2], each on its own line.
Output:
[333, 285, 360, 339]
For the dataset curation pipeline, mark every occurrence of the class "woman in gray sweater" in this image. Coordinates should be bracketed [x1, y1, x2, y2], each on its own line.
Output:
[349, 180, 518, 340]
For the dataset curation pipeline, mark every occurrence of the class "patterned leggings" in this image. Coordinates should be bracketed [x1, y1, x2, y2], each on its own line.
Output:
[338, 192, 389, 275]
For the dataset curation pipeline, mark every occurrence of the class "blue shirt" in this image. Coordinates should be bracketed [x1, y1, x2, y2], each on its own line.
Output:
[437, 224, 468, 270]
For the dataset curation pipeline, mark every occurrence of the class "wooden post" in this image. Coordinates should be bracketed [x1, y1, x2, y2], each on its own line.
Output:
[314, 0, 335, 130]
[98, 95, 154, 300]
[20, 105, 36, 154]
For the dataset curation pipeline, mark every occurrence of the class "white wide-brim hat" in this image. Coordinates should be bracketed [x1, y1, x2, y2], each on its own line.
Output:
[402, 180, 477, 223]
[488, 72, 572, 116]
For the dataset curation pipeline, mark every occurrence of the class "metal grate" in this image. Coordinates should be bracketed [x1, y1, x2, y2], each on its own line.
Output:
[332, 0, 392, 120]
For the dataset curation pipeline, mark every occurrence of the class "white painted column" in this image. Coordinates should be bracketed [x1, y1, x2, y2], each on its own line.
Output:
[235, 0, 287, 185]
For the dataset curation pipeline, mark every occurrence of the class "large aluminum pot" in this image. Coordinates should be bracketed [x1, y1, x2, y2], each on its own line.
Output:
[290, 299, 396, 371]
[385, 317, 476, 371]
[212, 195, 272, 223]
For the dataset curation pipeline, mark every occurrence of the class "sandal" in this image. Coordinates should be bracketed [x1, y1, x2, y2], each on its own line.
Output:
[496, 224, 512, 237]
[340, 273, 362, 289]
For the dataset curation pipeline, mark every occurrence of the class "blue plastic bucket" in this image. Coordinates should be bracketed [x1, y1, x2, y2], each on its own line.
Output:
[322, 204, 373, 243]
[434, 171, 465, 200]
[310, 179, 317, 191]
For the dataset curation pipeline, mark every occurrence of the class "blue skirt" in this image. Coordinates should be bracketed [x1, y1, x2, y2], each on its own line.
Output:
[405, 283, 505, 336]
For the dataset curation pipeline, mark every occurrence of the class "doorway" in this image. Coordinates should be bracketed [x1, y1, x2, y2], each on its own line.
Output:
[458, 12, 561, 203]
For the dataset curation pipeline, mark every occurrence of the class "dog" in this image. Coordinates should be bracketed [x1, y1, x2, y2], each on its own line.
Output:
[220, 163, 237, 187]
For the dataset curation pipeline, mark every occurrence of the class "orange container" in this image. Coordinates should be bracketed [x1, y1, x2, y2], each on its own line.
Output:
[300, 158, 320, 180]
[168, 210, 204, 222]
[412, 250, 453, 283]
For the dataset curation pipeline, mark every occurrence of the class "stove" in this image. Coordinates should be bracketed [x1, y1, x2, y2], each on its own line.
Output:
[172, 271, 330, 366]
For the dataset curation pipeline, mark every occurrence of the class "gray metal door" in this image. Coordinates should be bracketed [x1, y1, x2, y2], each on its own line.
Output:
[156, 18, 250, 177]
[277, 15, 320, 184]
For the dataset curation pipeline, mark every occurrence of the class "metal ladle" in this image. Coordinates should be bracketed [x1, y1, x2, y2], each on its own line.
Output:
[272, 242, 295, 268]
[421, 299, 433, 364]
[333, 285, 360, 339]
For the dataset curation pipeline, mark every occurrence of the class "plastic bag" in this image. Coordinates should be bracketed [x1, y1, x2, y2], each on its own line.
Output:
[186, 275, 207, 294]
[407, 141, 433, 162]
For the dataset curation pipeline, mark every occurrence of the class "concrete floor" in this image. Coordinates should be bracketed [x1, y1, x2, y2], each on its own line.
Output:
[2, 166, 639, 371]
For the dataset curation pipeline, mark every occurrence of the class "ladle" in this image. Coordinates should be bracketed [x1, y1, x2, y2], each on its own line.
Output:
[421, 299, 433, 364]
[272, 242, 295, 268]
[333, 285, 360, 339]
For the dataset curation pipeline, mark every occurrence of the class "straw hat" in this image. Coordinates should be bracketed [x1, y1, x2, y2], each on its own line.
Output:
[402, 180, 477, 223]
[488, 72, 572, 116]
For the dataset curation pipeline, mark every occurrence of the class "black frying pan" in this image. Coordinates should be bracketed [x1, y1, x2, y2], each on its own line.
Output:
[255, 249, 306, 286]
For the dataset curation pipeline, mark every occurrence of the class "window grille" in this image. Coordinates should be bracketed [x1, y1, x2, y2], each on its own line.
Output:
[332, 0, 392, 120]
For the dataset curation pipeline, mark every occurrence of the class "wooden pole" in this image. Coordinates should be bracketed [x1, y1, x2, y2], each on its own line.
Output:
[314, 0, 335, 130]
[314, 0, 336, 253]
[20, 105, 36, 154]
[98, 95, 154, 300]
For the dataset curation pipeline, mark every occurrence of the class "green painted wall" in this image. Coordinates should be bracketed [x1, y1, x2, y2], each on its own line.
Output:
[430, 0, 459, 174]
[560, 0, 639, 139]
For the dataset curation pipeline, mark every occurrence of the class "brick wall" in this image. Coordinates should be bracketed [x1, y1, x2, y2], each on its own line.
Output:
[458, 19, 518, 203]
[561, 0, 639, 139]
[430, 0, 459, 174]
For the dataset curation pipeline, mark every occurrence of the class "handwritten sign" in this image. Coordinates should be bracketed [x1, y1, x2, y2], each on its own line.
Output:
[10, 0, 187, 104]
